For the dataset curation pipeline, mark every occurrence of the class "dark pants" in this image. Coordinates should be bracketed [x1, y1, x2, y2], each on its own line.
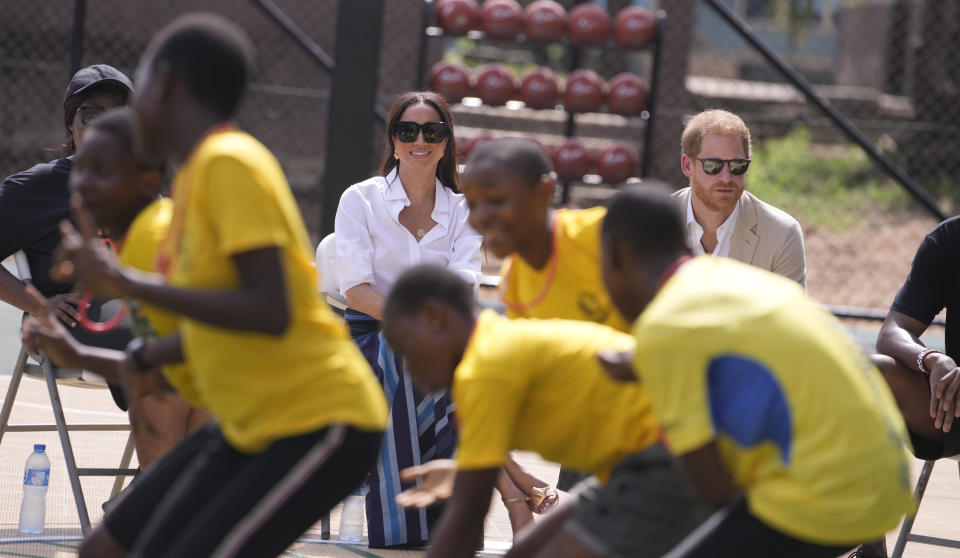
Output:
[104, 421, 383, 557]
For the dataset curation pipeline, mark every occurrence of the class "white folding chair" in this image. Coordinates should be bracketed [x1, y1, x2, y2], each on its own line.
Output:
[891, 455, 960, 557]
[0, 251, 135, 533]
[316, 232, 347, 312]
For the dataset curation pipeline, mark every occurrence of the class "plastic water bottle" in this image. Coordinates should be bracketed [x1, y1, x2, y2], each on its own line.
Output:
[338, 486, 365, 542]
[18, 444, 50, 534]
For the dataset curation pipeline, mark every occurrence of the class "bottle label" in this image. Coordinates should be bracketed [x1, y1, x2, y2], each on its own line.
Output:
[24, 468, 49, 487]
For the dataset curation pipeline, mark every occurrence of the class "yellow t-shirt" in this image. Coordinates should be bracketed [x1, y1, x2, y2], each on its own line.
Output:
[632, 257, 914, 545]
[453, 310, 660, 482]
[164, 128, 388, 452]
[118, 198, 201, 405]
[499, 207, 629, 332]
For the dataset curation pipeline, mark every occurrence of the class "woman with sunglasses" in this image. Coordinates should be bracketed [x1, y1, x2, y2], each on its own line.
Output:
[334, 91, 481, 548]
[0, 65, 135, 411]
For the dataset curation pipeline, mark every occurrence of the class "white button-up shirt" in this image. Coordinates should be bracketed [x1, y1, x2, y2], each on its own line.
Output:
[685, 193, 740, 258]
[334, 168, 482, 297]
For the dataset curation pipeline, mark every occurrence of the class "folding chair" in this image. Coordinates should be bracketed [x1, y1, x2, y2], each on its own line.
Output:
[0, 251, 135, 533]
[316, 232, 347, 313]
[891, 455, 960, 557]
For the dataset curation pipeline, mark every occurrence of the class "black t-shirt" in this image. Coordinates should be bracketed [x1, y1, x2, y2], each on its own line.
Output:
[891, 216, 960, 361]
[0, 157, 75, 296]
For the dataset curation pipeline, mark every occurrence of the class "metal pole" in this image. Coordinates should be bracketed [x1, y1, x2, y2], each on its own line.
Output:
[641, 11, 667, 178]
[702, 0, 947, 222]
[70, 0, 86, 75]
[320, 0, 386, 237]
[415, 0, 436, 90]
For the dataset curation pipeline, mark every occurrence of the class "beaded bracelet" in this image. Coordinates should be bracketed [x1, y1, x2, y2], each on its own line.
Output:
[917, 348, 942, 375]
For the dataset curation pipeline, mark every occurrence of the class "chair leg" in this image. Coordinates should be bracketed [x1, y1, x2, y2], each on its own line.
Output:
[41, 358, 92, 533]
[110, 431, 136, 498]
[321, 512, 330, 540]
[0, 347, 29, 447]
[891, 459, 936, 558]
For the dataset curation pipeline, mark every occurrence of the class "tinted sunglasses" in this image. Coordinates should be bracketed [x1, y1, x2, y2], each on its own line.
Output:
[394, 121, 448, 144]
[76, 105, 105, 127]
[693, 156, 751, 175]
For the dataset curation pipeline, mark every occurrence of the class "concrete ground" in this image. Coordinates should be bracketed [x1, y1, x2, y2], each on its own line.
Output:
[0, 301, 958, 557]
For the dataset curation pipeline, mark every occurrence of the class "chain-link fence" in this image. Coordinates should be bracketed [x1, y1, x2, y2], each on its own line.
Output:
[420, 0, 958, 318]
[2, 0, 957, 316]
[2, 0, 341, 240]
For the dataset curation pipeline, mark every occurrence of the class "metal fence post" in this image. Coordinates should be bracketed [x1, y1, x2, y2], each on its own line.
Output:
[319, 0, 385, 237]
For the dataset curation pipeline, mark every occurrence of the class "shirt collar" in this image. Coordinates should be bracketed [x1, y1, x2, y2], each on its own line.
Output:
[717, 201, 740, 234]
[685, 191, 740, 233]
[685, 194, 702, 233]
[382, 167, 452, 215]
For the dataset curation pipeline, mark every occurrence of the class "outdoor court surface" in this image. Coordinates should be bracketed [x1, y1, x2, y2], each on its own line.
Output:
[0, 299, 957, 557]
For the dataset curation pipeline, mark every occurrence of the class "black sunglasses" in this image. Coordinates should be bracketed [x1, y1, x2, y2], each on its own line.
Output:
[76, 105, 106, 127]
[693, 156, 751, 175]
[394, 121, 448, 144]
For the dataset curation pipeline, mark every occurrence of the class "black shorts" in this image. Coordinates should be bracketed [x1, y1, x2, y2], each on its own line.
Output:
[663, 497, 856, 558]
[907, 426, 960, 460]
[104, 421, 383, 557]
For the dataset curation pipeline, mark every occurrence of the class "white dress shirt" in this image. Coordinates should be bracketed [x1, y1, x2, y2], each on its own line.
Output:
[334, 168, 482, 298]
[685, 193, 740, 258]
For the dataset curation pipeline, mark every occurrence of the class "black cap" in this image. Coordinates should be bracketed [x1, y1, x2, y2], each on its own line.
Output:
[63, 64, 133, 108]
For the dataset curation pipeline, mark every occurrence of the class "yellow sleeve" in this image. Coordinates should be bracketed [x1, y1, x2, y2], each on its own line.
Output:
[201, 156, 291, 256]
[634, 339, 715, 455]
[454, 376, 525, 470]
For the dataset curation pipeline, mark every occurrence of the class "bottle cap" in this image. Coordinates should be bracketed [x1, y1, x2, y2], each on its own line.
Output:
[34, 444, 45, 452]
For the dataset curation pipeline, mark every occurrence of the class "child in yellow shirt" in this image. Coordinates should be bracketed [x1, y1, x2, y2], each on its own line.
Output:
[22, 107, 210, 471]
[382, 265, 707, 558]
[49, 14, 387, 558]
[599, 185, 913, 556]
[461, 137, 630, 500]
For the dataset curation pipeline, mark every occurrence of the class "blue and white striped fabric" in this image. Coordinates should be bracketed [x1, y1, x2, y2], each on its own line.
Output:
[345, 309, 456, 548]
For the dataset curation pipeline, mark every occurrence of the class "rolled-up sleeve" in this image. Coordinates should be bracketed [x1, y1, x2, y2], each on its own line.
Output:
[334, 187, 376, 294]
[447, 199, 483, 293]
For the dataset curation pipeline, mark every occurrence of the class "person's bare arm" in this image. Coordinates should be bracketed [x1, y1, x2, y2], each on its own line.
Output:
[424, 468, 499, 558]
[677, 442, 740, 508]
[53, 198, 290, 335]
[0, 264, 82, 326]
[344, 284, 385, 320]
[878, 310, 960, 432]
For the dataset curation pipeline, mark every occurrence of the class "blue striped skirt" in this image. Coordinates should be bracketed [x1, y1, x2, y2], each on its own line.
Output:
[345, 309, 456, 548]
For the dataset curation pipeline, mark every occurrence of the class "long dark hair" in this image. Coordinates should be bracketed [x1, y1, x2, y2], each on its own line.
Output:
[379, 91, 461, 192]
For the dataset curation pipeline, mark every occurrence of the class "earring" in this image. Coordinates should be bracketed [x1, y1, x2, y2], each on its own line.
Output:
[394, 152, 399, 160]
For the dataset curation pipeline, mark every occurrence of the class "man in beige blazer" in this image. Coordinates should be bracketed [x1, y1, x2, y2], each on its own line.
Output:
[674, 109, 806, 287]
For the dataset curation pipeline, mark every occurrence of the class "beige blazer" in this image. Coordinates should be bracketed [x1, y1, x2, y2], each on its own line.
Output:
[674, 187, 806, 288]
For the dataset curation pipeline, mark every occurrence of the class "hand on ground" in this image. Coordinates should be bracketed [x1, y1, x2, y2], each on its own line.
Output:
[396, 459, 457, 508]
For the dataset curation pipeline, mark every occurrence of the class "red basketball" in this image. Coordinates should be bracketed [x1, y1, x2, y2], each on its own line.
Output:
[524, 0, 567, 43]
[607, 73, 649, 116]
[568, 3, 610, 45]
[552, 138, 591, 180]
[430, 61, 474, 103]
[459, 131, 493, 160]
[482, 0, 524, 38]
[614, 6, 655, 48]
[563, 69, 607, 113]
[520, 67, 560, 109]
[436, 0, 481, 35]
[597, 142, 637, 183]
[475, 63, 517, 106]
